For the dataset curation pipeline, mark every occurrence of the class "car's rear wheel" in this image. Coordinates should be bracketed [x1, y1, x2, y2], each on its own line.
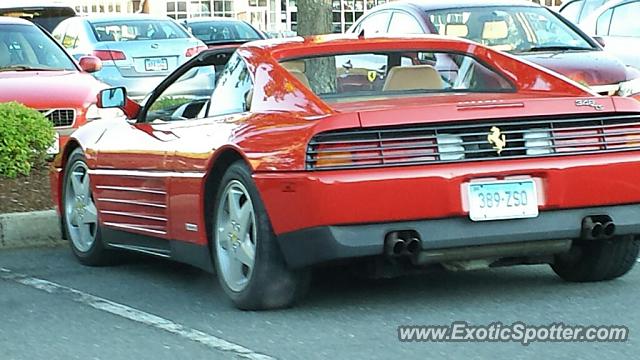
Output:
[212, 161, 310, 310]
[62, 148, 114, 266]
[551, 235, 639, 282]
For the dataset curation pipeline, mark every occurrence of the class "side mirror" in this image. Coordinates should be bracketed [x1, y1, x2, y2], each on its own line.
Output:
[78, 55, 103, 73]
[98, 87, 126, 108]
[97, 87, 141, 120]
[593, 36, 606, 48]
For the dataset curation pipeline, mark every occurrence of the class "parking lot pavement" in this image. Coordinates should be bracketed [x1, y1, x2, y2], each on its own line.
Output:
[1, 245, 639, 360]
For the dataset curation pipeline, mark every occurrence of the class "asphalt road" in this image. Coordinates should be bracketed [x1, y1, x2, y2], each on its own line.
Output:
[1, 244, 639, 360]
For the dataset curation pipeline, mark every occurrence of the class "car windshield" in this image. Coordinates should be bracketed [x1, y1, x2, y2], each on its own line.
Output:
[426, 6, 594, 53]
[0, 23, 76, 71]
[188, 21, 262, 43]
[279, 50, 514, 102]
[90, 19, 190, 42]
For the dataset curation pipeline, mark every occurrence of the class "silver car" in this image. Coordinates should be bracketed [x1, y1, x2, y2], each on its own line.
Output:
[53, 14, 207, 99]
[577, 0, 640, 76]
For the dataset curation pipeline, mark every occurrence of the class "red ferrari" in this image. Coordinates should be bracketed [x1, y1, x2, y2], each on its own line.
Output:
[51, 34, 640, 310]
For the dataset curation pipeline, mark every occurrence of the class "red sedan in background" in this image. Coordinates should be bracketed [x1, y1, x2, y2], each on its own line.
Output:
[0, 16, 110, 154]
[51, 34, 640, 310]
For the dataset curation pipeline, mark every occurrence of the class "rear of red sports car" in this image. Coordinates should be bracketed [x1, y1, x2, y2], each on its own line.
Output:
[50, 36, 640, 310]
[245, 36, 640, 283]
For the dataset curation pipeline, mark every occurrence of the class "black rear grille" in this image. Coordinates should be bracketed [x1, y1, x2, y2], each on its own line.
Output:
[306, 114, 640, 170]
[40, 109, 75, 127]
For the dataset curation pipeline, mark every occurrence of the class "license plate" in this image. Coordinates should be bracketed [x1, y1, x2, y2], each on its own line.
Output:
[467, 179, 538, 221]
[144, 58, 168, 71]
[47, 133, 60, 155]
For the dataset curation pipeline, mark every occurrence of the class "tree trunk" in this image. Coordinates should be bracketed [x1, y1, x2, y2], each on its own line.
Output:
[295, 0, 336, 94]
[296, 0, 332, 36]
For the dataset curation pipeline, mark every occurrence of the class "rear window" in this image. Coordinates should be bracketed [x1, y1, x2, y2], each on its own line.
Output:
[279, 50, 513, 101]
[188, 21, 262, 43]
[90, 19, 189, 42]
[0, 6, 75, 32]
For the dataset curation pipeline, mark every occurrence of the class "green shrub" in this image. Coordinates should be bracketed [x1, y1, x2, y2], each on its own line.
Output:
[0, 102, 56, 178]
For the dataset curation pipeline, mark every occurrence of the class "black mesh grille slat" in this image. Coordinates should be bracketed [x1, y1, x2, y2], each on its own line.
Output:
[306, 113, 640, 170]
[40, 109, 75, 127]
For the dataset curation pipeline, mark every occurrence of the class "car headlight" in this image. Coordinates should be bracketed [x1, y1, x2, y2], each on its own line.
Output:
[85, 104, 124, 121]
[617, 78, 640, 97]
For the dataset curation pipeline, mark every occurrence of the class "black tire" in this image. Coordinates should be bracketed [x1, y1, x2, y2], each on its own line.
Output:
[212, 161, 310, 310]
[552, 235, 639, 282]
[62, 148, 115, 266]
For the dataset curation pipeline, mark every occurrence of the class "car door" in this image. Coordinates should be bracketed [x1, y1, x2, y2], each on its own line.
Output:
[159, 51, 253, 244]
[88, 54, 223, 244]
[88, 112, 178, 240]
[96, 48, 242, 246]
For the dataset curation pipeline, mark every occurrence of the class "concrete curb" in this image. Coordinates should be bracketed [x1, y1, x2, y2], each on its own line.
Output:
[0, 210, 65, 249]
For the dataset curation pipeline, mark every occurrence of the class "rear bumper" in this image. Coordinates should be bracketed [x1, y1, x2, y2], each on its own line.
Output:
[254, 152, 640, 235]
[278, 203, 640, 268]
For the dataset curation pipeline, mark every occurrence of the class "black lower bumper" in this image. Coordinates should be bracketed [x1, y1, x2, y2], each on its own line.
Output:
[277, 204, 640, 268]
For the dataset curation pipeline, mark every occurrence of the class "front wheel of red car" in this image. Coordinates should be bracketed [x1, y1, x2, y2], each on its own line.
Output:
[551, 235, 639, 282]
[212, 161, 310, 310]
[62, 148, 114, 266]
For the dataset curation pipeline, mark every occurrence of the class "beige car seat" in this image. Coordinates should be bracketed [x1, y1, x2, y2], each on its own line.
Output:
[382, 65, 443, 91]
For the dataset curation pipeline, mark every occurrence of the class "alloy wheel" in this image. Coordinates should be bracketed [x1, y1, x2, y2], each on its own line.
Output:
[64, 160, 98, 252]
[215, 180, 257, 292]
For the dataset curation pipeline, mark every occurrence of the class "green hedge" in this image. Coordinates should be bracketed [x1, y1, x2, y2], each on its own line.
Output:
[0, 102, 56, 178]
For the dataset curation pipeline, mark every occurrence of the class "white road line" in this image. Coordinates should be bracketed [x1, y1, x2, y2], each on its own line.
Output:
[0, 267, 274, 360]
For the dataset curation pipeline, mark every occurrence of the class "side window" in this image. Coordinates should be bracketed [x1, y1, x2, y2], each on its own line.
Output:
[208, 53, 253, 117]
[52, 22, 69, 43]
[359, 11, 392, 34]
[61, 20, 80, 49]
[559, 1, 584, 23]
[596, 8, 613, 36]
[145, 65, 217, 122]
[609, 2, 640, 37]
[388, 12, 424, 34]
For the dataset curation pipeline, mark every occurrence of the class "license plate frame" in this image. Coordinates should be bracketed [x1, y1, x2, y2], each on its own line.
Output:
[467, 179, 539, 221]
[144, 58, 168, 72]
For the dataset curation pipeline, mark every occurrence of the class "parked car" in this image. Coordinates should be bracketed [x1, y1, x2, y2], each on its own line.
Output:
[559, 0, 610, 24]
[347, 0, 640, 97]
[0, 16, 109, 154]
[180, 17, 265, 48]
[51, 34, 640, 310]
[52, 14, 207, 100]
[578, 0, 640, 75]
[0, 0, 75, 32]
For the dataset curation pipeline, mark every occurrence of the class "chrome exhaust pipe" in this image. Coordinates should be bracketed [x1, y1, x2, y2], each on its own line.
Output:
[591, 222, 604, 239]
[603, 221, 616, 238]
[582, 217, 604, 240]
[392, 239, 407, 255]
[384, 233, 407, 256]
[405, 238, 421, 255]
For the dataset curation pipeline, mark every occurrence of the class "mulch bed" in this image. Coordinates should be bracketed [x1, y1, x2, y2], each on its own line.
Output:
[0, 166, 54, 213]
